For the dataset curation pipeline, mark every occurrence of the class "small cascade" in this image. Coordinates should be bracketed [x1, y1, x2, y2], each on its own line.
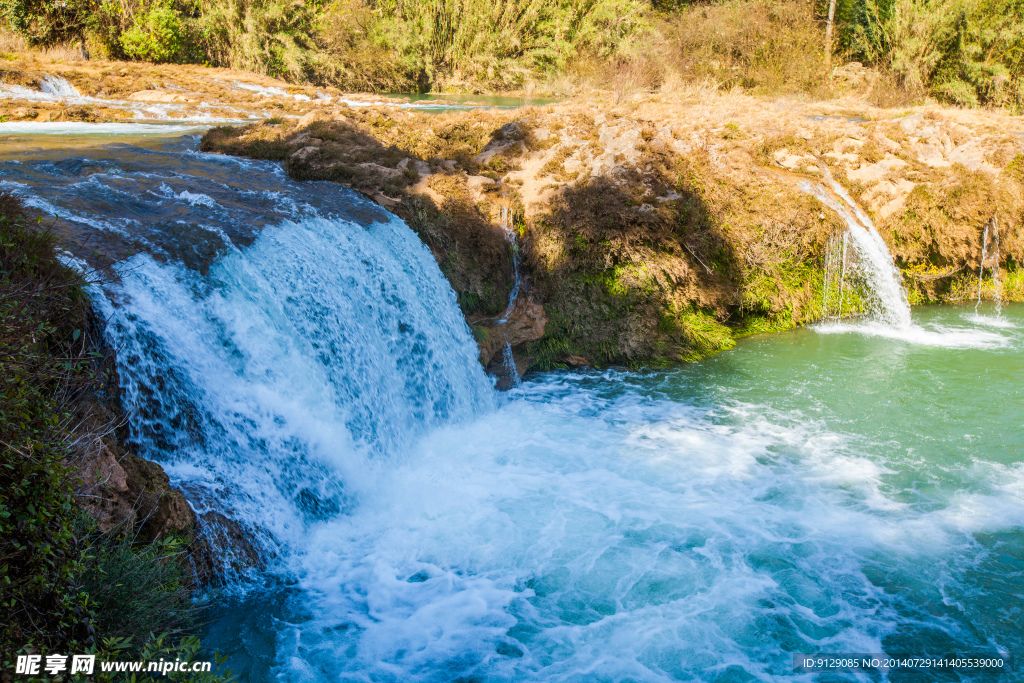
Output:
[39, 74, 81, 99]
[800, 168, 913, 328]
[496, 204, 521, 325]
[493, 201, 524, 388]
[821, 229, 849, 320]
[976, 215, 1003, 315]
[501, 341, 521, 387]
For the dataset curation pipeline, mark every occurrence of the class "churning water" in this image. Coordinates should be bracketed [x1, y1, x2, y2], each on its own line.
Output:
[2, 127, 1022, 682]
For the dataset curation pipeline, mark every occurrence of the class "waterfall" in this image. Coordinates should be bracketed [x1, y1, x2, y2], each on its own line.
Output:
[492, 202, 523, 387]
[501, 342, 521, 386]
[800, 169, 913, 328]
[96, 204, 494, 562]
[976, 215, 1003, 316]
[39, 75, 82, 99]
[495, 204, 521, 325]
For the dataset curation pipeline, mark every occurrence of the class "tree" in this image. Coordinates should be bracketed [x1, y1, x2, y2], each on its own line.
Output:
[1, 0, 99, 46]
[825, 0, 837, 70]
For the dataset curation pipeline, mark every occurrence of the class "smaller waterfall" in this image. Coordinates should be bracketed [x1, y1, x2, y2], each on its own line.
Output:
[801, 168, 913, 328]
[502, 342, 521, 386]
[821, 230, 849, 320]
[496, 204, 521, 325]
[40, 75, 81, 99]
[493, 202, 523, 387]
[976, 216, 1003, 316]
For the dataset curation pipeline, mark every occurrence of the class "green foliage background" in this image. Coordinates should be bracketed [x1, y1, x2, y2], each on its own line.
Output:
[1, 0, 1021, 106]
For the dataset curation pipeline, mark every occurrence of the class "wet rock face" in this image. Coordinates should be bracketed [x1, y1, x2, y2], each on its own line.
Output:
[72, 402, 265, 586]
[187, 511, 266, 587]
[475, 292, 549, 387]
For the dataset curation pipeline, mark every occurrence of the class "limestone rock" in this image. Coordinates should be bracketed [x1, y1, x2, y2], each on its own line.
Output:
[73, 403, 195, 541]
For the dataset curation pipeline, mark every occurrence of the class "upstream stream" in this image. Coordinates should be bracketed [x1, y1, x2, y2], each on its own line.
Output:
[1, 126, 1022, 682]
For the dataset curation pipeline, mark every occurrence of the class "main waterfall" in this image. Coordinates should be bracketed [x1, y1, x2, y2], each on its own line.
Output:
[98, 202, 494, 568]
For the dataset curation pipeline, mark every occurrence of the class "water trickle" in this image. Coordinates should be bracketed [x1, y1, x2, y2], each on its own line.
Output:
[501, 341, 521, 387]
[495, 204, 521, 325]
[976, 215, 1003, 316]
[821, 230, 849, 320]
[801, 169, 912, 328]
[39, 75, 82, 99]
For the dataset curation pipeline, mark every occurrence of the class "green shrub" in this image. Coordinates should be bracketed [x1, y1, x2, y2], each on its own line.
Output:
[0, 0, 97, 46]
[119, 4, 187, 62]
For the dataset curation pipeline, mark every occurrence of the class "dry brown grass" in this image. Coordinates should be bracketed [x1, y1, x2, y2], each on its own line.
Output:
[0, 27, 27, 55]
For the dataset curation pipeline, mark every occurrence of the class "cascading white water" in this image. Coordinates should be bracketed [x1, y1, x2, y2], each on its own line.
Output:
[800, 171, 913, 329]
[96, 210, 494, 563]
[39, 74, 82, 99]
[976, 216, 1003, 316]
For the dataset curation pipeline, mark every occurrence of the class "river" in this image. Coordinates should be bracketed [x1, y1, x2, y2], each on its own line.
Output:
[1, 125, 1020, 682]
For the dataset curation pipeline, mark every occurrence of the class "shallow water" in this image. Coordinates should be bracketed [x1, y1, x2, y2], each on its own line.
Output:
[1, 128, 1021, 682]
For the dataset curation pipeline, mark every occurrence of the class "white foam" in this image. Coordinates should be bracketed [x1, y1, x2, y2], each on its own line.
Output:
[963, 312, 1017, 329]
[39, 75, 81, 98]
[814, 320, 1010, 349]
[0, 121, 209, 135]
[159, 182, 221, 208]
[275, 385, 928, 680]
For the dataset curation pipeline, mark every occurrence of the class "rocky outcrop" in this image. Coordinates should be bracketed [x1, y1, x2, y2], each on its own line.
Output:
[473, 291, 549, 388]
[68, 370, 269, 588]
[71, 402, 195, 543]
[187, 511, 266, 587]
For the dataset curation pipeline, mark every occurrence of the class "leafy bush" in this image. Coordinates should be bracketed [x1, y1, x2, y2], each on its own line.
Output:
[0, 0, 97, 46]
[119, 3, 187, 62]
[0, 192, 93, 658]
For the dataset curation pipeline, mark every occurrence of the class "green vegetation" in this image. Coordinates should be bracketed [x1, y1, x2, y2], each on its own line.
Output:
[830, 0, 1024, 108]
[0, 192, 232, 680]
[2, 0, 1020, 108]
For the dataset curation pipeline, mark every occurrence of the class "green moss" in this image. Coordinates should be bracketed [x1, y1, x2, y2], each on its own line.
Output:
[665, 305, 736, 361]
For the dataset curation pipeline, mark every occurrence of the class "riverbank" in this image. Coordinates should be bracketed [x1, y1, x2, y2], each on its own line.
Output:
[0, 191, 236, 673]
[3, 54, 1022, 383]
[199, 89, 1024, 382]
